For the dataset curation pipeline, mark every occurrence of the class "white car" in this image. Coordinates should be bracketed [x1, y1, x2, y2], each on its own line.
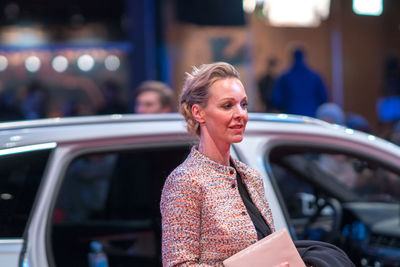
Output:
[1, 113, 399, 267]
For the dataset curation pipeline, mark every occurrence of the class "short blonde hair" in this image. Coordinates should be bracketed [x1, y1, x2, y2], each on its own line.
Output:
[179, 62, 240, 137]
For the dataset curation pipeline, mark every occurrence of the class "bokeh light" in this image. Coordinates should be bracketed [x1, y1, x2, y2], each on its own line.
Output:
[0, 56, 8, 71]
[104, 55, 120, 71]
[353, 0, 383, 16]
[51, 56, 69, 72]
[262, 0, 331, 27]
[25, 56, 41, 72]
[77, 54, 95, 72]
[243, 0, 257, 13]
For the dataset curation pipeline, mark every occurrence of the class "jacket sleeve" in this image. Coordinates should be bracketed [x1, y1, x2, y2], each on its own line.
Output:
[160, 173, 216, 267]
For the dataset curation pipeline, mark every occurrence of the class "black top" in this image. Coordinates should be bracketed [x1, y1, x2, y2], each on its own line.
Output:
[233, 163, 271, 240]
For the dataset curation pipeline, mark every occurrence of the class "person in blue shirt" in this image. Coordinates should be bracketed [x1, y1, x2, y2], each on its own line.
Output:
[272, 46, 328, 117]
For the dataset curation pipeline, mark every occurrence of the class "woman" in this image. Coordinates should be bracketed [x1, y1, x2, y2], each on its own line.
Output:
[160, 62, 275, 266]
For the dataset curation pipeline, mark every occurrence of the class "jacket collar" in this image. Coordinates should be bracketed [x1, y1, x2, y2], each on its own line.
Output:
[189, 146, 254, 182]
[189, 146, 236, 175]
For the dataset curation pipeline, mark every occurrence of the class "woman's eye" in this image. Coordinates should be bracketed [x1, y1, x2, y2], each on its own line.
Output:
[222, 103, 233, 109]
[241, 102, 248, 109]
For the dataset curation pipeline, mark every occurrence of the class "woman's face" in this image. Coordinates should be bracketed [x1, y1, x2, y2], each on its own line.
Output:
[200, 77, 248, 145]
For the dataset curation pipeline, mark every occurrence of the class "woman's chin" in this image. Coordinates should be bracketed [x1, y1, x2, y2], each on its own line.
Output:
[230, 135, 244, 143]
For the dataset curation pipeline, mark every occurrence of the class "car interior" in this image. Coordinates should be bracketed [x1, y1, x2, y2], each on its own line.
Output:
[50, 144, 192, 267]
[0, 149, 51, 238]
[267, 145, 400, 267]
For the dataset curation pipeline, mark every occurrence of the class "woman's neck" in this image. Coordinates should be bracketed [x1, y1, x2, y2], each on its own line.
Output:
[198, 137, 230, 166]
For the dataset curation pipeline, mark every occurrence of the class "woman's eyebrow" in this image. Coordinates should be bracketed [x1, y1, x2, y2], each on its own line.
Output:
[219, 96, 248, 102]
[218, 97, 236, 102]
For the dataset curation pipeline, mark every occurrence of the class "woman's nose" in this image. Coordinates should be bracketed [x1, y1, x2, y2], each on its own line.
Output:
[233, 104, 246, 117]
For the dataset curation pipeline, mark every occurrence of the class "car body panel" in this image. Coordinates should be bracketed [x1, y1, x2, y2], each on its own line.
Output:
[0, 240, 23, 267]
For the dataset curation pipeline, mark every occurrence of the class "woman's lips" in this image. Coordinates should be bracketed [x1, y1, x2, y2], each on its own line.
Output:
[229, 124, 243, 129]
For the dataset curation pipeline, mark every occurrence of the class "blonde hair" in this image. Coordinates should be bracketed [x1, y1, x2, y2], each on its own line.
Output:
[179, 62, 240, 137]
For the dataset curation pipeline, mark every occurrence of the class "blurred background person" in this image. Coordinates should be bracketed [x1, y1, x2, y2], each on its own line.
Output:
[134, 80, 174, 114]
[316, 102, 345, 125]
[258, 57, 278, 112]
[345, 113, 371, 133]
[272, 46, 328, 117]
[19, 80, 50, 120]
[0, 82, 24, 122]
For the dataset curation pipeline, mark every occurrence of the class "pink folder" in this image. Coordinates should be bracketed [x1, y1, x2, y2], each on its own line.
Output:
[223, 229, 306, 267]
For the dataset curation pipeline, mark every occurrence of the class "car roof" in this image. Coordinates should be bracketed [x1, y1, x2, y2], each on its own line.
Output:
[0, 113, 398, 156]
[0, 113, 315, 147]
[0, 112, 320, 129]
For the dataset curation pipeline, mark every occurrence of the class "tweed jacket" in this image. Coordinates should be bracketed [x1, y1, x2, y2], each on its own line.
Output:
[160, 146, 275, 267]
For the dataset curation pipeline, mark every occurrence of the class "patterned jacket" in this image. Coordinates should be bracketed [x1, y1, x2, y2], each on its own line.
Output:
[160, 147, 275, 266]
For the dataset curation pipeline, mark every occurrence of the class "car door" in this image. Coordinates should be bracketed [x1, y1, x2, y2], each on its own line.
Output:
[20, 124, 200, 267]
[257, 132, 400, 267]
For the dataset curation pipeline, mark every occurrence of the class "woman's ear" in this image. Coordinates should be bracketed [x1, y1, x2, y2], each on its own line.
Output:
[192, 104, 205, 124]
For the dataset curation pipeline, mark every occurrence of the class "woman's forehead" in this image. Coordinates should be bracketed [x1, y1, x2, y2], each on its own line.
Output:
[208, 78, 246, 98]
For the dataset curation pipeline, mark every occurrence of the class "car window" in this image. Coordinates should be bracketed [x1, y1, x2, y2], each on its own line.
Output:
[266, 147, 400, 266]
[50, 144, 191, 267]
[271, 152, 400, 205]
[0, 149, 52, 238]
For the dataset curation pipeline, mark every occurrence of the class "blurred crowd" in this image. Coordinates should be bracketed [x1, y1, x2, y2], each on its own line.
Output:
[1, 46, 400, 147]
[0, 74, 175, 122]
[258, 46, 400, 146]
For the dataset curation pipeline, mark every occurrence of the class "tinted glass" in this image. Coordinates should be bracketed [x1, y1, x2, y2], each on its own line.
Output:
[51, 144, 191, 267]
[267, 147, 400, 266]
[0, 149, 51, 237]
[270, 152, 400, 205]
